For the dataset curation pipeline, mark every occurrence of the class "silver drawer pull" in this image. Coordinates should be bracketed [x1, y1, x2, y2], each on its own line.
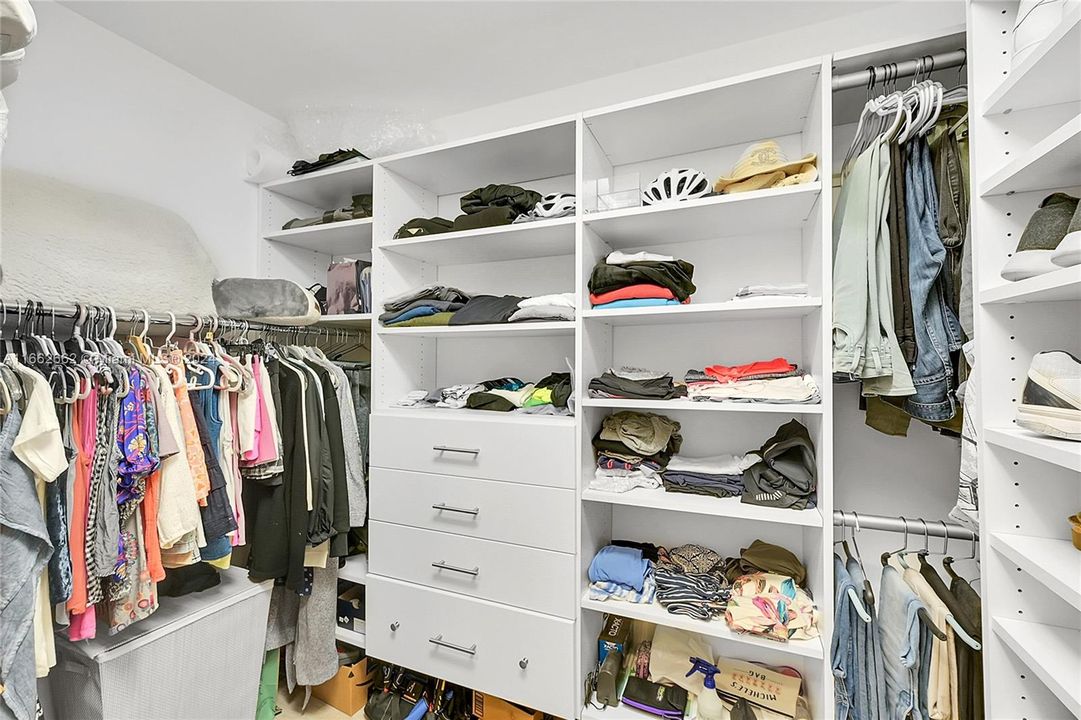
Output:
[432, 560, 479, 576]
[433, 445, 480, 455]
[431, 503, 479, 516]
[428, 634, 476, 656]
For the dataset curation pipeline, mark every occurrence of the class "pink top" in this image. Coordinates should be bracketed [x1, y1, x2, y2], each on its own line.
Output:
[241, 356, 277, 465]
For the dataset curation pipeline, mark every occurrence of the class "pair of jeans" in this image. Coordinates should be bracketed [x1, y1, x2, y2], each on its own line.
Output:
[929, 107, 969, 320]
[903, 138, 963, 422]
[849, 558, 888, 719]
[832, 555, 857, 719]
[879, 565, 925, 720]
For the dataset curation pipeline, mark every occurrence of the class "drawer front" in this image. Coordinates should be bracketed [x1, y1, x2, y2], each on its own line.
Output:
[366, 575, 575, 718]
[369, 521, 575, 618]
[370, 468, 575, 553]
[370, 413, 574, 488]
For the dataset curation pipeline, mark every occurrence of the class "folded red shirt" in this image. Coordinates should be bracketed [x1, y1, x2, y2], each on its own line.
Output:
[704, 357, 796, 383]
[589, 284, 676, 305]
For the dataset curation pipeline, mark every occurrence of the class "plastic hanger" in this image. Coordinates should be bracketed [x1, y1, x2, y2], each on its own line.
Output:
[848, 511, 876, 608]
[835, 512, 872, 623]
[927, 522, 983, 651]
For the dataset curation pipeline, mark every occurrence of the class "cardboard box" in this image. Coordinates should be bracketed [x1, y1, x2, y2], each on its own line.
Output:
[597, 613, 631, 665]
[471, 692, 546, 720]
[312, 656, 374, 716]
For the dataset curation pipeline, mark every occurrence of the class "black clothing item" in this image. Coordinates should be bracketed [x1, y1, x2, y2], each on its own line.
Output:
[478, 376, 526, 391]
[459, 184, 541, 216]
[588, 259, 697, 302]
[305, 361, 350, 558]
[451, 206, 517, 231]
[741, 419, 817, 511]
[189, 398, 238, 541]
[448, 295, 526, 325]
[157, 563, 221, 597]
[276, 361, 313, 592]
[394, 216, 454, 239]
[289, 148, 368, 176]
[244, 360, 289, 583]
[465, 392, 515, 412]
[591, 434, 676, 468]
[920, 562, 983, 720]
[534, 372, 572, 408]
[611, 539, 661, 562]
[887, 142, 917, 364]
[588, 372, 686, 400]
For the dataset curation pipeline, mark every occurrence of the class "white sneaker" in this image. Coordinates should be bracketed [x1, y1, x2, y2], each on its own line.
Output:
[1018, 351, 1081, 441]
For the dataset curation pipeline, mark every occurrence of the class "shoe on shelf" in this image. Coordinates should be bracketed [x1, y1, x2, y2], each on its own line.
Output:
[1001, 193, 1079, 281]
[1051, 196, 1081, 268]
[1071, 513, 1081, 551]
[1018, 351, 1081, 441]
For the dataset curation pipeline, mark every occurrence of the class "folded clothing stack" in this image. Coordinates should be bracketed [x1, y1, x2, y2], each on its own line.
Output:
[588, 366, 686, 400]
[685, 357, 820, 405]
[742, 419, 817, 510]
[661, 452, 759, 499]
[379, 285, 471, 327]
[395, 372, 572, 415]
[734, 282, 809, 299]
[284, 193, 373, 230]
[591, 411, 682, 493]
[508, 292, 575, 322]
[726, 572, 820, 642]
[587, 544, 657, 604]
[393, 183, 547, 238]
[288, 148, 367, 176]
[588, 251, 696, 309]
[654, 543, 730, 621]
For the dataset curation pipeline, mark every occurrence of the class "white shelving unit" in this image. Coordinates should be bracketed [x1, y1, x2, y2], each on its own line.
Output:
[970, 3, 1081, 717]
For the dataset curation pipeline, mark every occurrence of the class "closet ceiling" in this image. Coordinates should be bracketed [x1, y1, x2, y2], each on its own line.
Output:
[64, 0, 889, 120]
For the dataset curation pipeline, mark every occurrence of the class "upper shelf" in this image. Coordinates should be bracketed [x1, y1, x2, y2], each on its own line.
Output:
[582, 487, 823, 527]
[584, 183, 821, 249]
[983, 8, 1081, 116]
[263, 217, 373, 255]
[979, 114, 1081, 197]
[984, 426, 1081, 472]
[582, 398, 824, 415]
[378, 321, 575, 339]
[581, 297, 822, 326]
[262, 161, 374, 209]
[316, 313, 371, 329]
[989, 532, 1080, 611]
[583, 59, 822, 166]
[980, 266, 1081, 305]
[379, 117, 577, 194]
[378, 217, 576, 264]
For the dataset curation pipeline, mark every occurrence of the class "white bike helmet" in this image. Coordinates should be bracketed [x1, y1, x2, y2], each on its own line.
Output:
[641, 168, 711, 205]
[531, 193, 576, 218]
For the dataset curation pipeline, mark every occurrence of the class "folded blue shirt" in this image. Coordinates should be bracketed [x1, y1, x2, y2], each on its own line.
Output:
[591, 298, 682, 310]
[588, 545, 650, 592]
[383, 305, 440, 325]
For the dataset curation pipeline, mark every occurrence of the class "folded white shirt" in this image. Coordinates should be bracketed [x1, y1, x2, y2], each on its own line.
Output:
[606, 250, 676, 265]
[518, 292, 576, 309]
[734, 283, 809, 298]
[665, 453, 760, 476]
[590, 468, 662, 493]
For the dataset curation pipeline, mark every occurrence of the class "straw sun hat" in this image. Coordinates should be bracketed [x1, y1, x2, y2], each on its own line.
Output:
[713, 140, 818, 194]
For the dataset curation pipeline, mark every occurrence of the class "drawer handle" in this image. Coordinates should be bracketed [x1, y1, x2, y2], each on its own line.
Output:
[429, 634, 477, 656]
[432, 561, 479, 577]
[519, 658, 529, 670]
[431, 503, 480, 516]
[433, 445, 480, 455]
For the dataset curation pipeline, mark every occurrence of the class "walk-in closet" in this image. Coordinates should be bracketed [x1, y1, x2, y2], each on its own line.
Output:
[2, 2, 1079, 720]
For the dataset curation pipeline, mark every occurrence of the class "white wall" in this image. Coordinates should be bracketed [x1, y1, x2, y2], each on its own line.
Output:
[1, 0, 286, 280]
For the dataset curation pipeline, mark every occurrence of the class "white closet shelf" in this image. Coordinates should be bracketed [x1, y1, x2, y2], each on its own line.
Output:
[580, 595, 824, 659]
[377, 321, 575, 338]
[334, 625, 366, 648]
[582, 398, 824, 415]
[983, 8, 1081, 116]
[984, 426, 1081, 472]
[379, 117, 576, 195]
[989, 533, 1081, 610]
[581, 297, 821, 326]
[372, 407, 575, 428]
[262, 161, 374, 208]
[315, 313, 372, 329]
[378, 217, 575, 264]
[263, 217, 373, 256]
[582, 487, 823, 527]
[339, 554, 368, 585]
[991, 617, 1081, 716]
[979, 266, 1081, 304]
[979, 114, 1081, 197]
[583, 183, 821, 249]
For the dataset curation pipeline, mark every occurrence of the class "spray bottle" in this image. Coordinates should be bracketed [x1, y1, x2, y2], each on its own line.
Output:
[686, 657, 725, 720]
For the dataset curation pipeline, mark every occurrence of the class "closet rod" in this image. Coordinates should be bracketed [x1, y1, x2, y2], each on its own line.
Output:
[0, 299, 367, 339]
[833, 511, 977, 541]
[832, 49, 967, 92]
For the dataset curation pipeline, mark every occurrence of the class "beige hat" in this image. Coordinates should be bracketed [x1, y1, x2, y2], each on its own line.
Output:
[714, 140, 817, 193]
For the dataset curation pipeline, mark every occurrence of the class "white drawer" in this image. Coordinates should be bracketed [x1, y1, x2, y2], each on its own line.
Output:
[370, 468, 575, 553]
[366, 575, 575, 718]
[369, 521, 576, 618]
[370, 413, 574, 488]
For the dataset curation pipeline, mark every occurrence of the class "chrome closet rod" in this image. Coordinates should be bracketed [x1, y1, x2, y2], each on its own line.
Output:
[0, 299, 367, 340]
[832, 49, 967, 92]
[833, 510, 977, 541]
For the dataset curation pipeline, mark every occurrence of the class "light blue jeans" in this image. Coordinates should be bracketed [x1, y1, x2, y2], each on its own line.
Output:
[879, 565, 926, 719]
[849, 558, 888, 719]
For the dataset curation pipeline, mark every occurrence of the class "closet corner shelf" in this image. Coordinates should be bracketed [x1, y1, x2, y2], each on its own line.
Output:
[263, 217, 373, 256]
[581, 297, 821, 326]
[582, 487, 823, 528]
[376, 216, 575, 264]
[978, 113, 1081, 197]
[979, 266, 1081, 304]
[333, 625, 366, 649]
[262, 161, 375, 208]
[581, 398, 824, 415]
[339, 555, 368, 585]
[583, 183, 821, 249]
[982, 8, 1081, 116]
[377, 321, 575, 338]
[984, 426, 1081, 472]
[580, 595, 824, 659]
[991, 617, 1081, 716]
[316, 313, 372, 329]
[989, 533, 1081, 611]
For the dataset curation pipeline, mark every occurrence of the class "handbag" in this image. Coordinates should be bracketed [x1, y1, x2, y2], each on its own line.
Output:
[621, 676, 688, 718]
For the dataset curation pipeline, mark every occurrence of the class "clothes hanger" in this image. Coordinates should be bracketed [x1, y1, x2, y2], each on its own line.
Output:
[943, 529, 978, 582]
[925, 521, 983, 651]
[835, 512, 872, 623]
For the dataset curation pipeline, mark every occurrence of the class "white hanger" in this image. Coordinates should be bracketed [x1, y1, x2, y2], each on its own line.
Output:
[835, 511, 872, 623]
